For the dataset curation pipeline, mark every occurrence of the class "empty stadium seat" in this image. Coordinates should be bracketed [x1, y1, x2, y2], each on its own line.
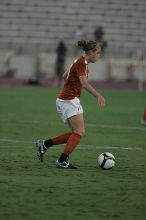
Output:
[0, 0, 145, 56]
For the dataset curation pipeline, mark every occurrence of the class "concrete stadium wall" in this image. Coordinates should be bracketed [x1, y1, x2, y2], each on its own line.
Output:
[0, 53, 146, 81]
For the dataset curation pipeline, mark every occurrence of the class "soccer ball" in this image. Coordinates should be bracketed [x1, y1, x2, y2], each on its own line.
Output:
[97, 152, 115, 170]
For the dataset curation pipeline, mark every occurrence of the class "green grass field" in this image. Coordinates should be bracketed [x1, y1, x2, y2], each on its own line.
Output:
[0, 87, 146, 220]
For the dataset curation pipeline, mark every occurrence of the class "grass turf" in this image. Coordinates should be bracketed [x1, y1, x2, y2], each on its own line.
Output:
[0, 87, 146, 220]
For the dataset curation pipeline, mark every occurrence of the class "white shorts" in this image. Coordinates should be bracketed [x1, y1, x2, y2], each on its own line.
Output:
[56, 97, 83, 123]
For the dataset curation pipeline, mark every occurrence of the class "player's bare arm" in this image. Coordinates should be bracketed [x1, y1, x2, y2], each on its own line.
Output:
[79, 75, 106, 107]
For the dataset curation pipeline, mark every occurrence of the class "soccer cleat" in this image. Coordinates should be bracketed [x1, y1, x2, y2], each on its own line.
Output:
[56, 160, 77, 169]
[36, 140, 47, 162]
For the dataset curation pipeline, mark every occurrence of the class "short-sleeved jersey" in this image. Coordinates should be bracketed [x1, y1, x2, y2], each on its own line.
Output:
[58, 56, 88, 100]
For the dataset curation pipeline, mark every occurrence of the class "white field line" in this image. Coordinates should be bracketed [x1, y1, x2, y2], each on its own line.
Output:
[0, 138, 145, 151]
[0, 119, 40, 124]
[87, 123, 146, 131]
[0, 118, 146, 131]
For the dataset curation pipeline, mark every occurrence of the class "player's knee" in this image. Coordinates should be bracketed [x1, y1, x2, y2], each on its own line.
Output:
[74, 128, 85, 137]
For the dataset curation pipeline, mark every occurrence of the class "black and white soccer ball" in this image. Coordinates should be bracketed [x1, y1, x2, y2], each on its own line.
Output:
[97, 152, 115, 170]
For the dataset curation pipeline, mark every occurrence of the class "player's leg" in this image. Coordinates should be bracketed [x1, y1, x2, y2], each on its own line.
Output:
[56, 113, 85, 169]
[64, 113, 85, 154]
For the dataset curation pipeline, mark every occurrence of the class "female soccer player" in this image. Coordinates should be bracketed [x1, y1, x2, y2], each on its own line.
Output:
[36, 40, 106, 169]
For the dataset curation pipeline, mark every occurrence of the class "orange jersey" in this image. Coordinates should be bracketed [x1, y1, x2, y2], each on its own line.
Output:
[58, 56, 88, 100]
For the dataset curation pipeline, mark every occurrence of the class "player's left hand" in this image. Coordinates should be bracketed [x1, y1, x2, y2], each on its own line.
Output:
[97, 95, 106, 107]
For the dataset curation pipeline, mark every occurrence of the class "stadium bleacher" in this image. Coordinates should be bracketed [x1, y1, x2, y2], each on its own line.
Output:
[0, 0, 146, 86]
[0, 0, 146, 56]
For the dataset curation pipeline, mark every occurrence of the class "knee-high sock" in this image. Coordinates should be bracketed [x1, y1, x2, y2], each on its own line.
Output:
[63, 133, 81, 156]
[44, 132, 72, 148]
[52, 132, 72, 145]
